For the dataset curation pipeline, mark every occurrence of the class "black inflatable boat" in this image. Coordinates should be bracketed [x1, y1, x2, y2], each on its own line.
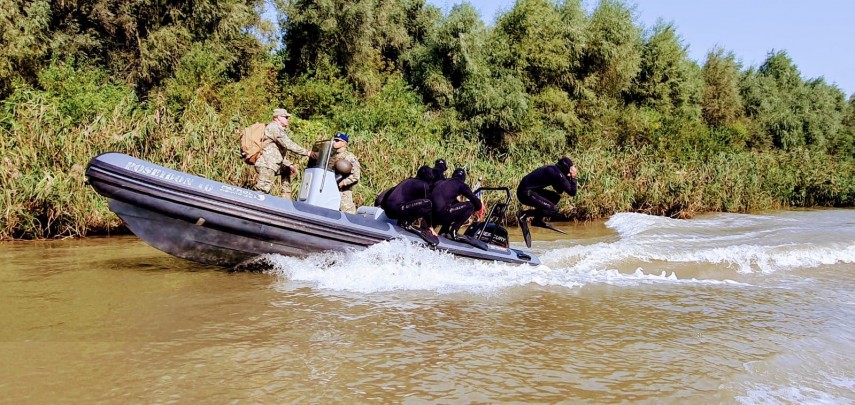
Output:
[85, 141, 541, 268]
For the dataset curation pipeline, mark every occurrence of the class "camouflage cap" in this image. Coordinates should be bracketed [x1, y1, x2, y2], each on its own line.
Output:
[273, 108, 292, 118]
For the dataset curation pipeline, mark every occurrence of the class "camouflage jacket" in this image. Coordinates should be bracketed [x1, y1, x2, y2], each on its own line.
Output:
[329, 148, 361, 190]
[255, 123, 310, 170]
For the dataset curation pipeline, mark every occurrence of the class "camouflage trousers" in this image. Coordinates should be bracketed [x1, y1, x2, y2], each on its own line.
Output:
[254, 166, 294, 199]
[340, 190, 356, 214]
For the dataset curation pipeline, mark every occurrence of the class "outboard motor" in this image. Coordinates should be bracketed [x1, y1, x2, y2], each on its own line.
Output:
[464, 221, 509, 248]
[461, 187, 513, 248]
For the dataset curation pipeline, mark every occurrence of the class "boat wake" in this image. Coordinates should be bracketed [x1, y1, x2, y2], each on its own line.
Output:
[261, 238, 743, 294]
[260, 211, 855, 293]
[583, 212, 855, 274]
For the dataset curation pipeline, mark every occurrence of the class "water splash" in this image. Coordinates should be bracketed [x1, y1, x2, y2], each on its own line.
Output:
[263, 238, 740, 294]
[600, 212, 855, 274]
[261, 211, 854, 292]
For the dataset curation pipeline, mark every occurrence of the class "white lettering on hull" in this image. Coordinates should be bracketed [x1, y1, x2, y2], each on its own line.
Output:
[124, 161, 194, 187]
[219, 184, 266, 201]
[123, 161, 265, 201]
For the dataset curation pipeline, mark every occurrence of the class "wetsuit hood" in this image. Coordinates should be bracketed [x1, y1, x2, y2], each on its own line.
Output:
[416, 165, 435, 182]
[556, 157, 574, 172]
[434, 159, 447, 173]
[451, 168, 466, 181]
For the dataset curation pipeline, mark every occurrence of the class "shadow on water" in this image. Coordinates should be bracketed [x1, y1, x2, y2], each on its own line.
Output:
[99, 255, 223, 273]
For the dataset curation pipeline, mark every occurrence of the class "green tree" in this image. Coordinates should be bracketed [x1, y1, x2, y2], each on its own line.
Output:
[701, 47, 743, 128]
[0, 0, 51, 97]
[743, 50, 847, 152]
[580, 0, 642, 100]
[742, 51, 804, 150]
[278, 0, 425, 95]
[405, 4, 531, 149]
[797, 78, 846, 151]
[490, 0, 587, 133]
[835, 95, 855, 156]
[758, 49, 801, 92]
[493, 0, 572, 93]
[0, 0, 263, 98]
[404, 3, 484, 108]
[628, 21, 701, 116]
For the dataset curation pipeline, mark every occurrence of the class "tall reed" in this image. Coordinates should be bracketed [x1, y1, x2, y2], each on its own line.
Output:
[2, 78, 852, 239]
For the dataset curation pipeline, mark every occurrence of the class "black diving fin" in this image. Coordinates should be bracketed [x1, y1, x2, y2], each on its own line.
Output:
[531, 220, 567, 234]
[456, 234, 489, 251]
[518, 214, 532, 248]
[403, 225, 439, 246]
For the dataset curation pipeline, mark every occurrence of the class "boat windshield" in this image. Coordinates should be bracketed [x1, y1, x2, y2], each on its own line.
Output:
[307, 139, 334, 170]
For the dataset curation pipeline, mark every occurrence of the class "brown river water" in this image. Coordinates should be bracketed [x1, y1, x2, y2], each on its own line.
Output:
[1, 209, 853, 404]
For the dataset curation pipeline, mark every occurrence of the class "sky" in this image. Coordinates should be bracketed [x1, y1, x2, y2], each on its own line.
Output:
[427, 0, 855, 96]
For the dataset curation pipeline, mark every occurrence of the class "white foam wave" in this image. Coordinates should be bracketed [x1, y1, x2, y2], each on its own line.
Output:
[670, 243, 855, 273]
[544, 237, 855, 275]
[737, 384, 852, 405]
[605, 212, 674, 238]
[262, 239, 736, 293]
[260, 211, 855, 293]
[600, 212, 855, 274]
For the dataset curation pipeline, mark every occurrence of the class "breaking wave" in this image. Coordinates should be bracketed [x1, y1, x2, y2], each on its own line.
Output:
[261, 211, 855, 293]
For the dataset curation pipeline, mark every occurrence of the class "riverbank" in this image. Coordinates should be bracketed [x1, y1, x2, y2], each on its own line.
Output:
[2, 100, 852, 240]
[3, 1, 854, 241]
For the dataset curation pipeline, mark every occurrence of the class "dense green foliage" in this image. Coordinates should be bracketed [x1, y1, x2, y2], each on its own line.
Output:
[1, 0, 853, 239]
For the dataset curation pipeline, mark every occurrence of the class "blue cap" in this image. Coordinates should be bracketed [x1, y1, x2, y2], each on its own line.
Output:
[335, 132, 349, 143]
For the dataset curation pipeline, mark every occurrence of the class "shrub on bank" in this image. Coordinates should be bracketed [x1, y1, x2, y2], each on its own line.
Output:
[1, 63, 853, 240]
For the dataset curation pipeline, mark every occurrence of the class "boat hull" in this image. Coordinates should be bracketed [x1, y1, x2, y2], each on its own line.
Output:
[85, 153, 541, 267]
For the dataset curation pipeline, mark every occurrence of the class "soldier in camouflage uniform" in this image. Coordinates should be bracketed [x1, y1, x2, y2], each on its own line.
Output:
[254, 108, 315, 199]
[328, 133, 361, 214]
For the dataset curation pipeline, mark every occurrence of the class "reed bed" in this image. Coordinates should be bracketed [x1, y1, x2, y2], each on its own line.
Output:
[2, 89, 852, 240]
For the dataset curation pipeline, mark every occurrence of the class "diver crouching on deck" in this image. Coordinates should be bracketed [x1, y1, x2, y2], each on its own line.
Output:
[380, 165, 439, 246]
[430, 167, 482, 241]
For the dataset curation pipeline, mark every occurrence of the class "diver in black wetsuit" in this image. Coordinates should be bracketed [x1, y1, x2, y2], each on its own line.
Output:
[432, 159, 448, 182]
[516, 157, 578, 247]
[374, 159, 446, 207]
[374, 187, 390, 207]
[430, 168, 483, 240]
[381, 165, 438, 245]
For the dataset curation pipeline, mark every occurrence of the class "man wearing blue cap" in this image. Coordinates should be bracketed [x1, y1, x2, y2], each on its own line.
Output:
[328, 132, 361, 213]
